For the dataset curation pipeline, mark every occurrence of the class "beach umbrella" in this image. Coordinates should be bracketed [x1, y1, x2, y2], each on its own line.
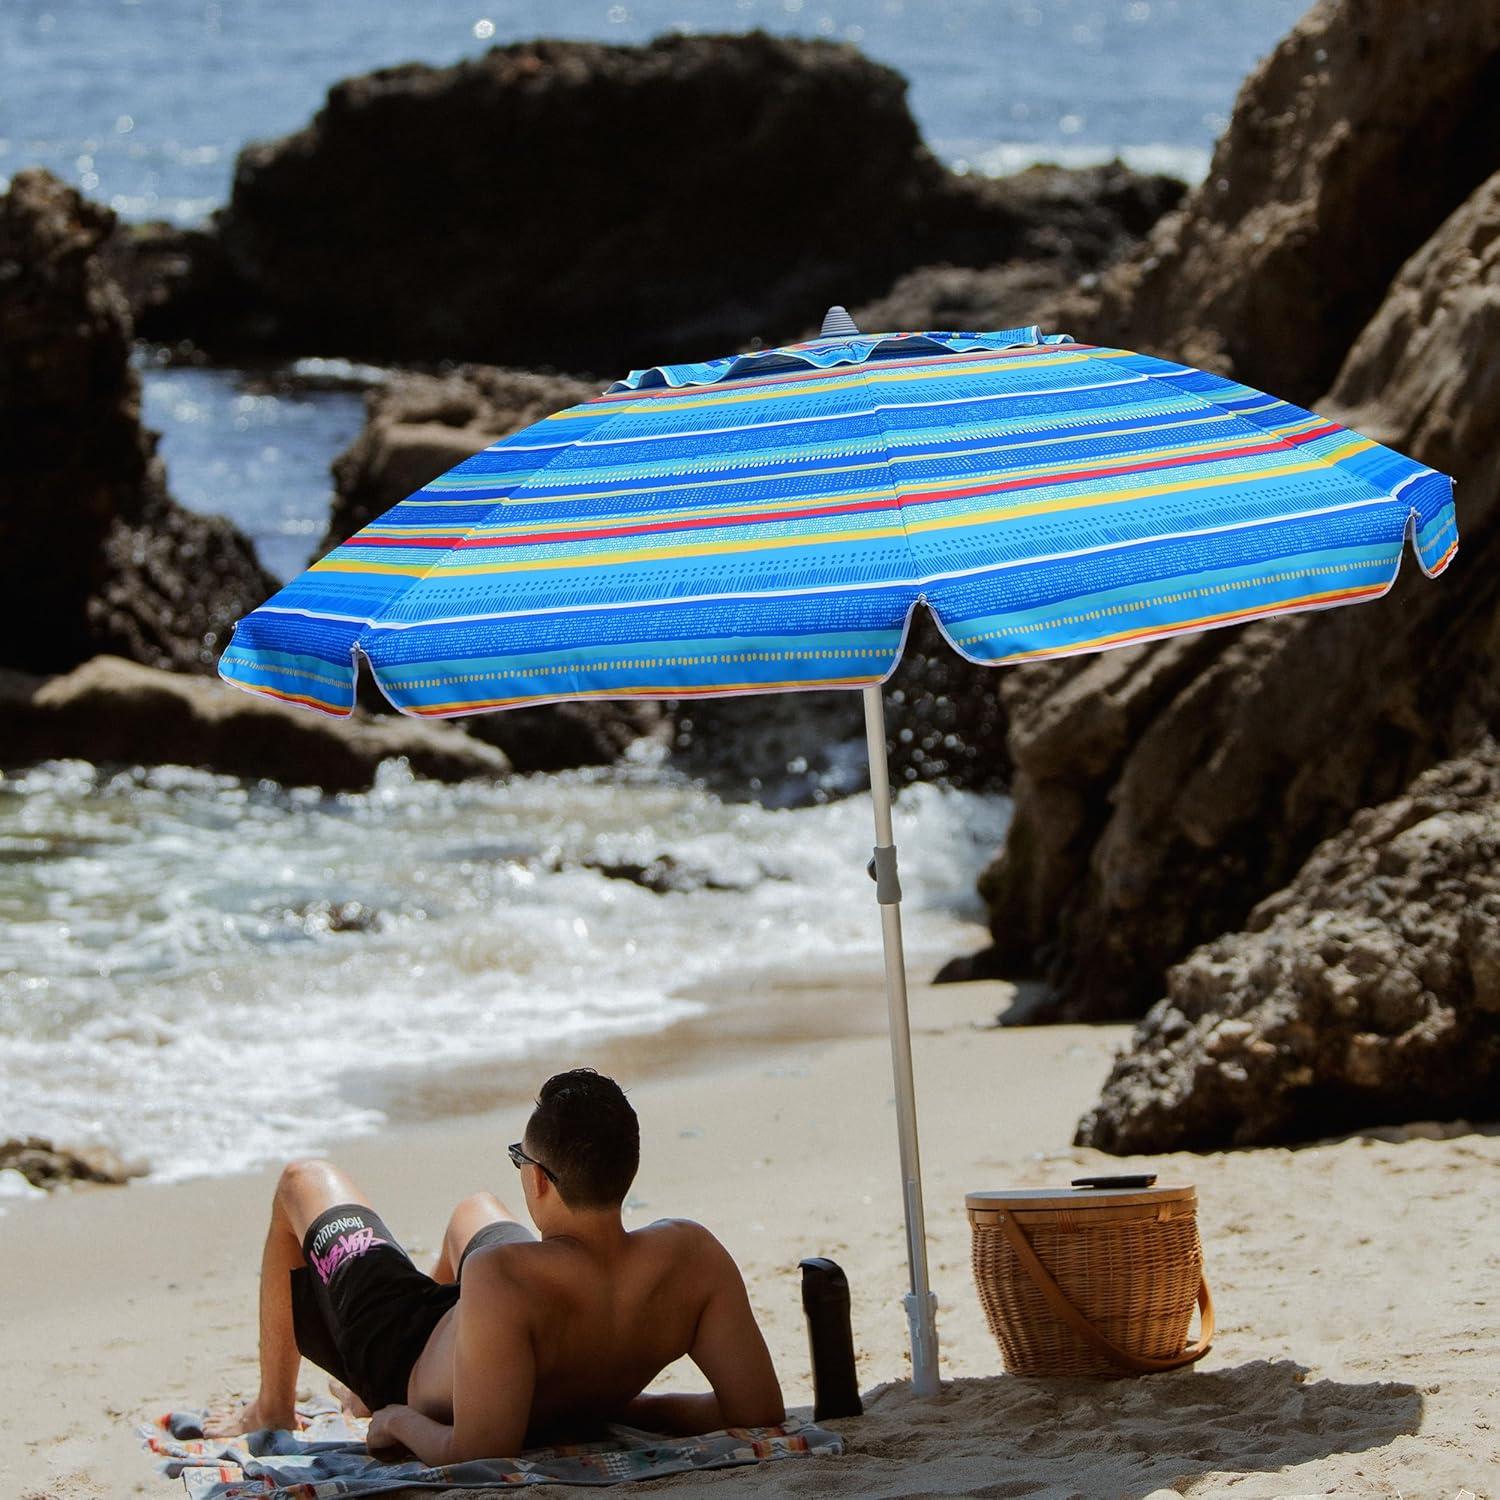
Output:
[218, 309, 1458, 1395]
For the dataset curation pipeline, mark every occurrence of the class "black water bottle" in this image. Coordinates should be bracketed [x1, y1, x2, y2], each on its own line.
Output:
[799, 1257, 862, 1419]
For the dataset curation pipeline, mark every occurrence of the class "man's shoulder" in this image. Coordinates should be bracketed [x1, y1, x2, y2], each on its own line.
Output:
[637, 1218, 739, 1282]
[458, 1240, 527, 1284]
[639, 1217, 722, 1251]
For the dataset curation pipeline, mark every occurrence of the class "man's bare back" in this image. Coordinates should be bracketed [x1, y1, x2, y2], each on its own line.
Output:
[209, 1070, 783, 1466]
[393, 1216, 780, 1459]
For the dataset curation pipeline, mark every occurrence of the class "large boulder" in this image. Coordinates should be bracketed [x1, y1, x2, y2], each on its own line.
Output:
[151, 34, 1179, 370]
[1076, 747, 1500, 1152]
[0, 169, 277, 676]
[969, 164, 1500, 1020]
[1, 656, 510, 792]
[101, 219, 271, 352]
[0, 1136, 145, 1190]
[852, 161, 1183, 334]
[1049, 0, 1500, 406]
[465, 700, 669, 775]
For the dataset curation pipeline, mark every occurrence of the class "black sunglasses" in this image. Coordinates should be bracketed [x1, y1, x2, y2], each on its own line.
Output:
[508, 1141, 559, 1184]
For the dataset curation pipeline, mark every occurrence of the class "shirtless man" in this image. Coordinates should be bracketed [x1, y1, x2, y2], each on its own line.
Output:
[207, 1069, 784, 1464]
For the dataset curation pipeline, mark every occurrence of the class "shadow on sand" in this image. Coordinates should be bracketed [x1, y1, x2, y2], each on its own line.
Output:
[832, 1360, 1424, 1499]
[608, 1359, 1422, 1499]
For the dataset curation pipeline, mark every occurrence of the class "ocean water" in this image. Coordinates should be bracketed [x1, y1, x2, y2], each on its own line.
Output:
[137, 358, 377, 581]
[0, 757, 1008, 1182]
[1, 0, 1310, 223]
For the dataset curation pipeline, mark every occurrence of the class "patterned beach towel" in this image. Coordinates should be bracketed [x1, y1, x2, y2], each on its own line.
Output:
[139, 1401, 844, 1496]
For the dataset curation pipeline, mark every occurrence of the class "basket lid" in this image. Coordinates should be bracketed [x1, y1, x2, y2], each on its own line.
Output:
[965, 1184, 1195, 1213]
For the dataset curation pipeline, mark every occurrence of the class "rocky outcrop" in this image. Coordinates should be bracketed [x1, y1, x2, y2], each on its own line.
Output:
[1076, 747, 1500, 1152]
[466, 701, 671, 775]
[0, 1136, 146, 1190]
[852, 161, 1183, 334]
[1, 656, 511, 792]
[0, 169, 277, 676]
[853, 261, 1076, 342]
[1049, 0, 1500, 406]
[145, 34, 1179, 370]
[100, 218, 270, 352]
[970, 165, 1500, 1020]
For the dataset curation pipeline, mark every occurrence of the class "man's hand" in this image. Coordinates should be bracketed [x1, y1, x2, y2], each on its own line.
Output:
[366, 1404, 464, 1466]
[204, 1397, 303, 1438]
[365, 1404, 417, 1458]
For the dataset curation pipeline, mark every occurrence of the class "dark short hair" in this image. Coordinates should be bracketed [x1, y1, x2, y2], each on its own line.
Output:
[524, 1069, 639, 1209]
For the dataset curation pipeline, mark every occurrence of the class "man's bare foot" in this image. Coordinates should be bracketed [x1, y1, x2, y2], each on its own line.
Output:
[203, 1397, 304, 1437]
[330, 1378, 371, 1420]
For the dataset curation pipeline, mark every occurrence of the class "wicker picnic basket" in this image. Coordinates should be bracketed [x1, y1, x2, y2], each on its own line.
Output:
[965, 1184, 1214, 1378]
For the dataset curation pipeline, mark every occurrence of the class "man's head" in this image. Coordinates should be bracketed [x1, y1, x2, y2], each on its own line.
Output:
[520, 1068, 639, 1214]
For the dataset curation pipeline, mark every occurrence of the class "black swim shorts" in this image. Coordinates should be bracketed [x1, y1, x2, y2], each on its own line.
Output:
[289, 1203, 536, 1412]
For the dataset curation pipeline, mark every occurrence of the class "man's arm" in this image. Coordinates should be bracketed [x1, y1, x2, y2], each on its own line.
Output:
[616, 1390, 725, 1435]
[684, 1227, 784, 1429]
[369, 1254, 535, 1467]
[616, 1228, 783, 1436]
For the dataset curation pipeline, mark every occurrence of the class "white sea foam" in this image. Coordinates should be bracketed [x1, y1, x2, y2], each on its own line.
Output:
[0, 759, 1007, 1182]
[946, 140, 1213, 186]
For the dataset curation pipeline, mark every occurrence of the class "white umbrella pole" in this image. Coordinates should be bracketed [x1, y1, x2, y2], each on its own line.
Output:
[861, 684, 941, 1396]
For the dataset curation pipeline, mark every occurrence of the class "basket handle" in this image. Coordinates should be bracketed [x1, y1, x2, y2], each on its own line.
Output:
[992, 1208, 1215, 1374]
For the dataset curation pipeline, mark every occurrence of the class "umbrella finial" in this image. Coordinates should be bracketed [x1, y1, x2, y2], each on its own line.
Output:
[820, 305, 861, 338]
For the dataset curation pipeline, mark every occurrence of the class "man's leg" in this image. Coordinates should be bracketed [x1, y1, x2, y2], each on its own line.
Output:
[431, 1191, 525, 1283]
[206, 1159, 375, 1436]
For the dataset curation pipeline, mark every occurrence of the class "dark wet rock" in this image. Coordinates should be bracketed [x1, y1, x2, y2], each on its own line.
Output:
[0, 1136, 146, 1189]
[851, 161, 1184, 333]
[323, 366, 599, 554]
[1048, 0, 1500, 406]
[579, 852, 759, 896]
[852, 260, 1077, 340]
[160, 34, 1179, 370]
[101, 218, 268, 352]
[466, 701, 671, 774]
[282, 899, 387, 936]
[965, 164, 1500, 1021]
[0, 169, 277, 676]
[0, 655, 511, 792]
[1076, 747, 1500, 1152]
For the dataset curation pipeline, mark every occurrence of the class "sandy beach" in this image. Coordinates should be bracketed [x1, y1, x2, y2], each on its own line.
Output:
[3, 964, 1496, 1500]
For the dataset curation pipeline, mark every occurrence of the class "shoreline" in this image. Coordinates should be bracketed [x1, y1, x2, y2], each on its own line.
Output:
[5, 970, 1498, 1496]
[353, 947, 980, 1130]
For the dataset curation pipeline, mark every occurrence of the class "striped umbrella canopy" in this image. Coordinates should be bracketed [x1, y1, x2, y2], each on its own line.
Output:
[220, 312, 1458, 1393]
